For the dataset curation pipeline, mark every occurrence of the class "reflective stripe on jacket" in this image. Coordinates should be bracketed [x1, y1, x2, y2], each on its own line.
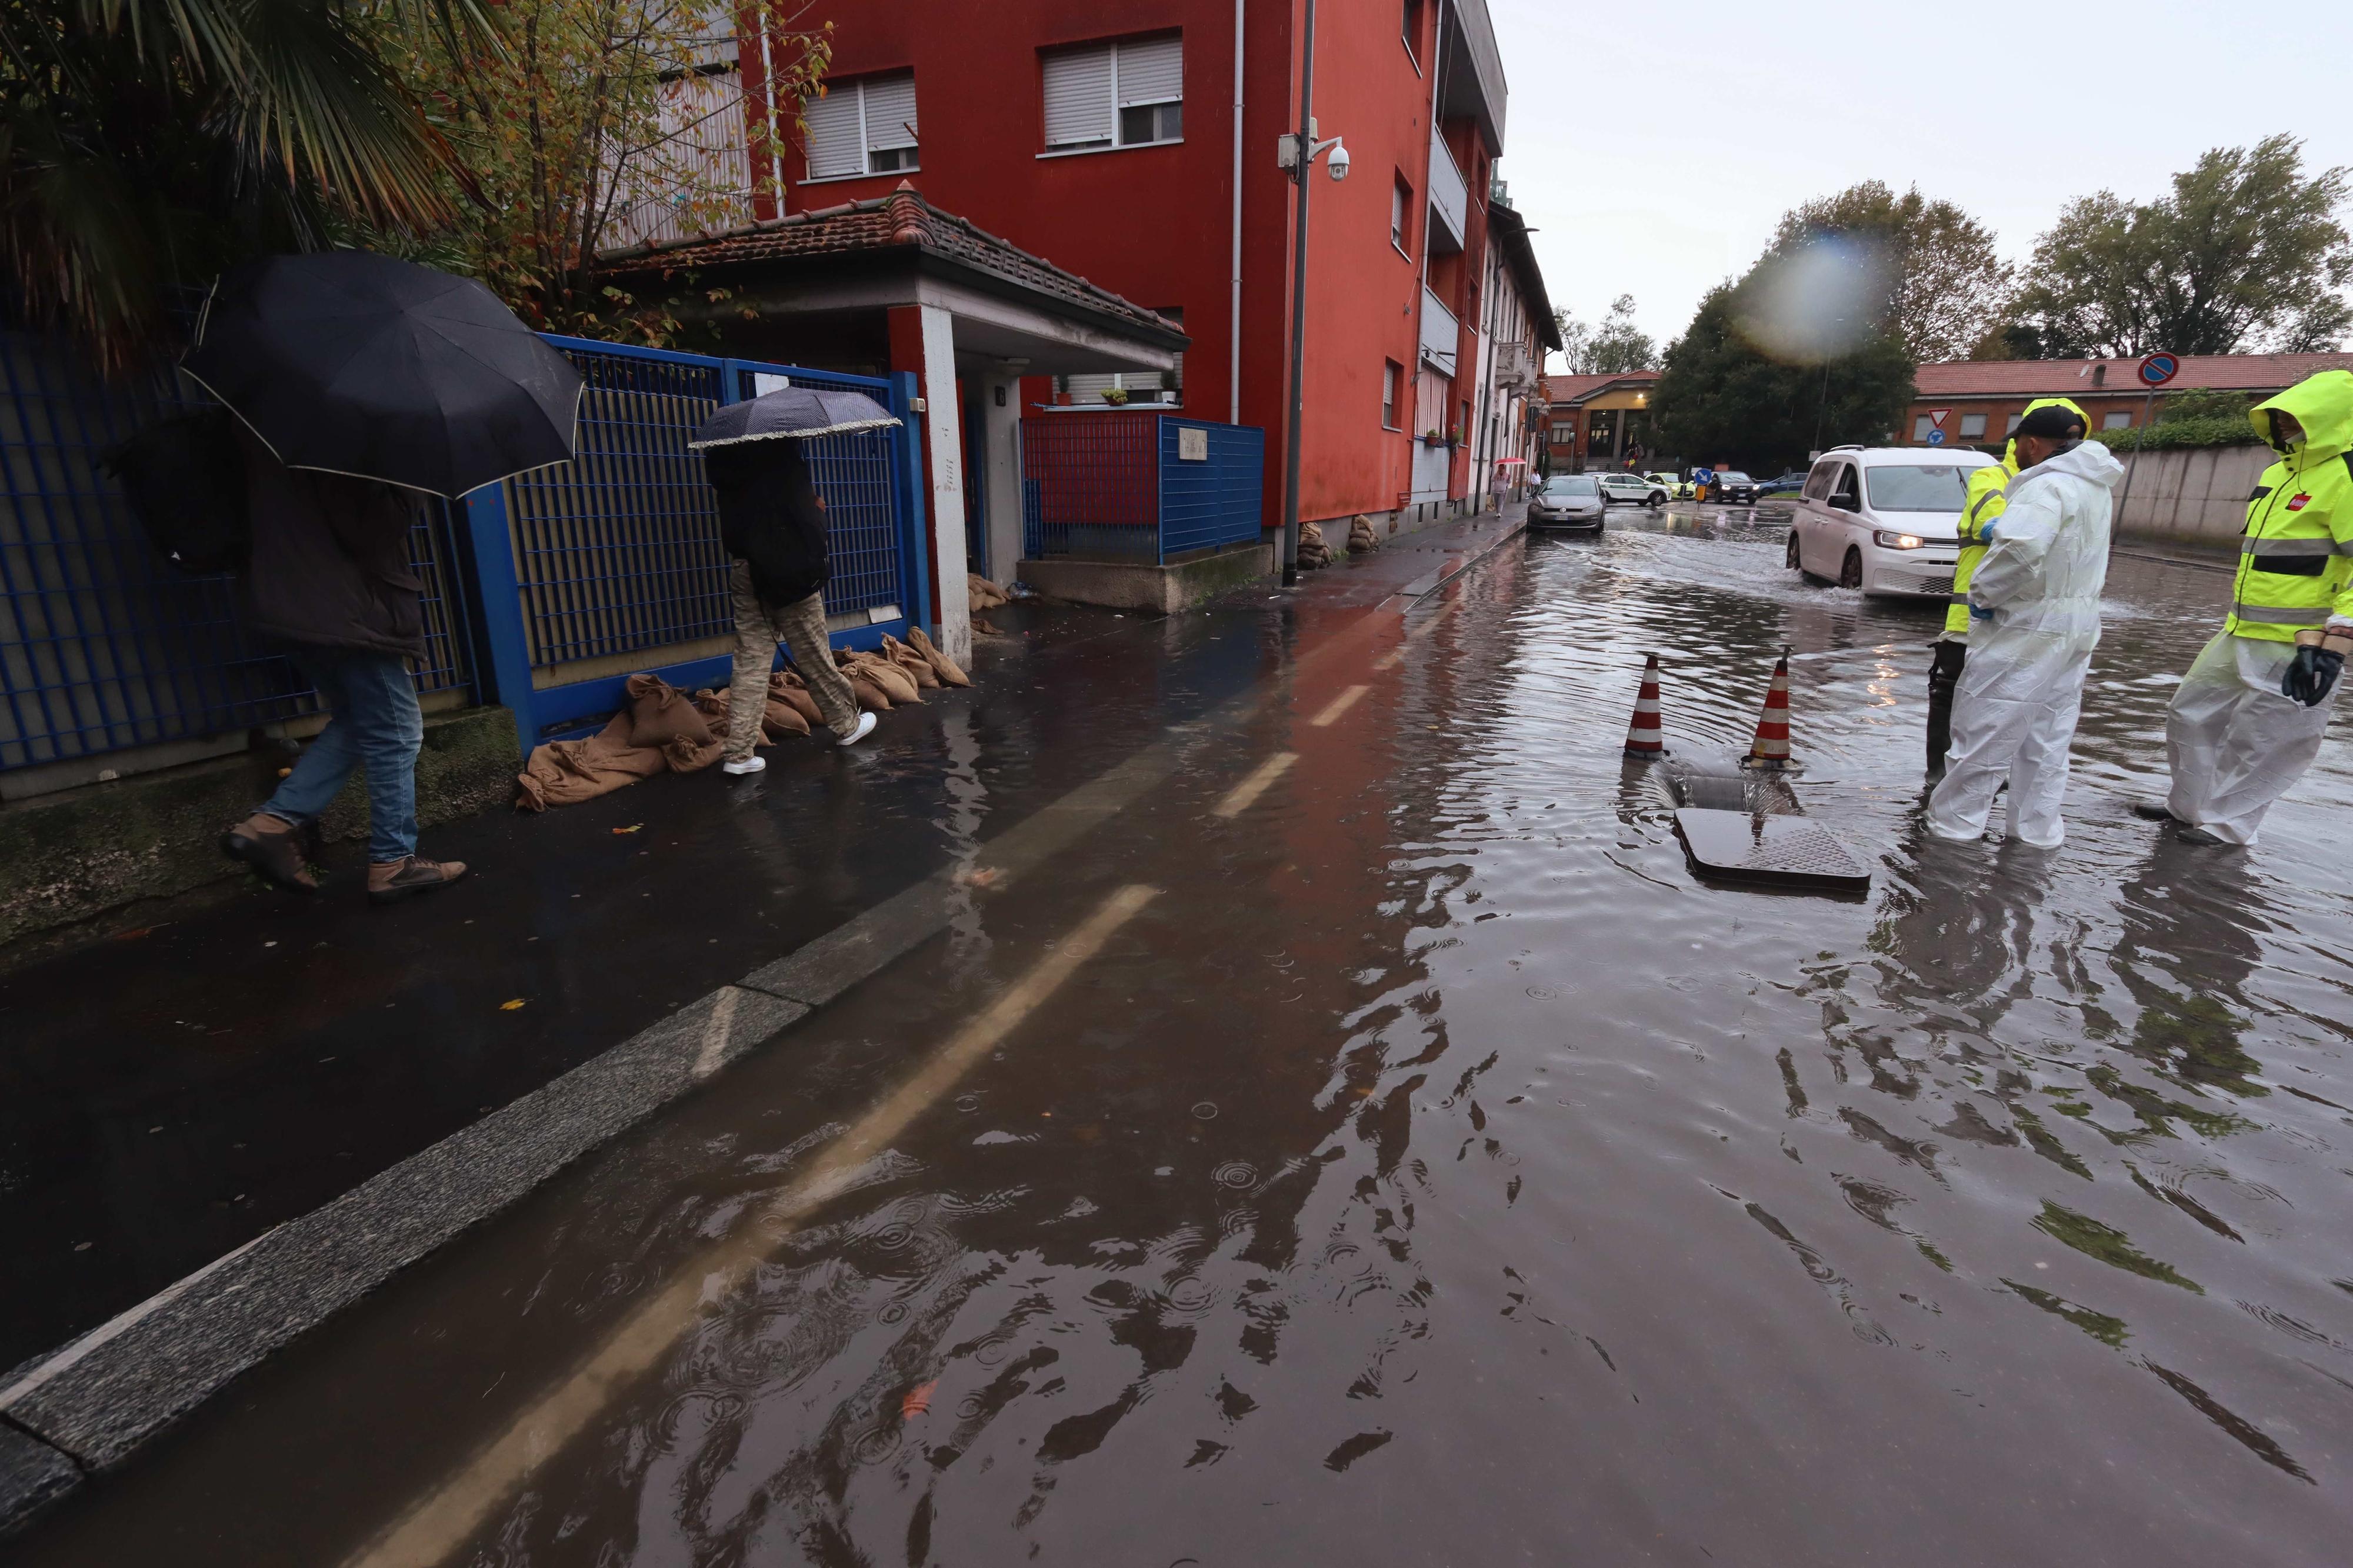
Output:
[2226, 370, 2353, 643]
[1944, 397, 2091, 639]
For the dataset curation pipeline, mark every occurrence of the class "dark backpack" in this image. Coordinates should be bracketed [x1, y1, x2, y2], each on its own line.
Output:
[98, 406, 252, 574]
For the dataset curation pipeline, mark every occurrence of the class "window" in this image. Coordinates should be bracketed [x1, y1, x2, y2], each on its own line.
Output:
[1958, 412, 1987, 439]
[1804, 462, 1835, 502]
[2103, 410, 2132, 429]
[1911, 413, 1934, 441]
[1392, 176, 1411, 251]
[1064, 310, 1185, 407]
[1382, 361, 1401, 429]
[802, 73, 918, 180]
[1865, 464, 1974, 511]
[1829, 466, 1861, 511]
[2005, 412, 2023, 435]
[1402, 0, 1424, 65]
[1043, 35, 1182, 152]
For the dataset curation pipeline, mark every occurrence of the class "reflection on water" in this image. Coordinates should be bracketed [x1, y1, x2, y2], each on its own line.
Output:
[18, 515, 2352, 1567]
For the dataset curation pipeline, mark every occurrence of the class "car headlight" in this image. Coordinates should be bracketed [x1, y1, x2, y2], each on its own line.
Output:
[1874, 531, 1925, 550]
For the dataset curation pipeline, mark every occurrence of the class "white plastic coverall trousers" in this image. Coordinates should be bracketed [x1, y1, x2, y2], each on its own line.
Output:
[1926, 441, 2124, 847]
[2164, 633, 2340, 844]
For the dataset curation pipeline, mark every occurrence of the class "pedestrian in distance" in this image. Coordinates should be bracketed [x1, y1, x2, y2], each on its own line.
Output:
[1925, 403, 2124, 848]
[218, 432, 468, 902]
[2145, 369, 2353, 845]
[702, 435, 876, 775]
[1927, 397, 2091, 775]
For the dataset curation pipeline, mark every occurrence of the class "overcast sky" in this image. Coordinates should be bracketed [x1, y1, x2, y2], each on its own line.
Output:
[1491, 0, 2353, 371]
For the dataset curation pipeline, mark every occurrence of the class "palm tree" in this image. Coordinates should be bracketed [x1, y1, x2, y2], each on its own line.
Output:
[0, 0, 484, 370]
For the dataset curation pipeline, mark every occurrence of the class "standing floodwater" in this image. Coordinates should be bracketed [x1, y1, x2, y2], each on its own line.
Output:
[14, 511, 2351, 1567]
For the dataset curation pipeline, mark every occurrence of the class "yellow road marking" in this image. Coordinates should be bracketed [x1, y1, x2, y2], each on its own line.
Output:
[1310, 686, 1369, 728]
[1211, 751, 1298, 819]
[347, 884, 1162, 1568]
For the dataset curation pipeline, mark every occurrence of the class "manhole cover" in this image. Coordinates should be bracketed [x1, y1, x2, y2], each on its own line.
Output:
[1673, 809, 1871, 893]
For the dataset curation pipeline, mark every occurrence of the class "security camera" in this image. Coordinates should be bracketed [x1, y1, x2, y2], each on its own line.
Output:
[1327, 141, 1351, 181]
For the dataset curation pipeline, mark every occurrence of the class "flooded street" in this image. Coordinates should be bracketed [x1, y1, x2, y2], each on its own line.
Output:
[16, 509, 2352, 1566]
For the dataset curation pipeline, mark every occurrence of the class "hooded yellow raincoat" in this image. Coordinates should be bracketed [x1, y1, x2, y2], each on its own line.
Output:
[2225, 370, 2353, 641]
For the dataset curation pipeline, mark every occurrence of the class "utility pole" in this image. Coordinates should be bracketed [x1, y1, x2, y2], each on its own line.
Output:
[1278, 0, 1319, 589]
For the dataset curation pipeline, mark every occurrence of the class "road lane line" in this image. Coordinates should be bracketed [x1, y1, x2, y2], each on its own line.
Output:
[1212, 751, 1298, 818]
[1310, 686, 1369, 727]
[346, 884, 1162, 1568]
[689, 987, 743, 1079]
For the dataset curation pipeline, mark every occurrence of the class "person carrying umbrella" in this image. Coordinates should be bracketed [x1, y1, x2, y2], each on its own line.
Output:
[691, 386, 895, 772]
[191, 252, 583, 902]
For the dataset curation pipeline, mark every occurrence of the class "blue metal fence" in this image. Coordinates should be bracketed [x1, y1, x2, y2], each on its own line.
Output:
[1, 328, 929, 771]
[0, 330, 474, 774]
[1020, 412, 1263, 566]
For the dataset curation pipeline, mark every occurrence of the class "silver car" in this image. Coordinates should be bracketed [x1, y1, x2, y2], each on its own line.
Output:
[1529, 473, 1605, 531]
[1596, 471, 1671, 507]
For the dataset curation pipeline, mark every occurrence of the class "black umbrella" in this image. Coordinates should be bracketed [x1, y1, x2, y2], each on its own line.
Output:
[689, 385, 900, 449]
[181, 251, 582, 498]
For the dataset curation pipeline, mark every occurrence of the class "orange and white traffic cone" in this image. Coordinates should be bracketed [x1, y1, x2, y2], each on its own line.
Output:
[1744, 649, 1793, 769]
[1624, 653, 1665, 756]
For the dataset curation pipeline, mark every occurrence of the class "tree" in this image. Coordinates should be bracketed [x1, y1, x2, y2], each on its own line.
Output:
[1552, 308, 1593, 373]
[0, 0, 468, 369]
[375, 0, 832, 341]
[1588, 293, 1655, 373]
[2009, 136, 2352, 357]
[1767, 181, 2009, 363]
[1651, 281, 1914, 474]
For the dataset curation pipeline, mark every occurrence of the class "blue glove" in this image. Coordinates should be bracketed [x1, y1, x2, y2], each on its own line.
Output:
[1969, 603, 1994, 620]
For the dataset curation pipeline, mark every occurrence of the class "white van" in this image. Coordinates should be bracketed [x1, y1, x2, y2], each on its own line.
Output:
[1784, 445, 1998, 598]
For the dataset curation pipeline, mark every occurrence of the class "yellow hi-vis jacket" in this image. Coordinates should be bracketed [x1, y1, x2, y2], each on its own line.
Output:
[1944, 396, 2092, 638]
[2228, 369, 2353, 642]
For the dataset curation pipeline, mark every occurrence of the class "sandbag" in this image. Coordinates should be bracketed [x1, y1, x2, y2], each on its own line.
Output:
[848, 673, 894, 712]
[625, 673, 712, 748]
[764, 699, 811, 738]
[766, 674, 823, 726]
[847, 651, 921, 705]
[968, 572, 1009, 611]
[908, 627, 971, 688]
[881, 633, 941, 688]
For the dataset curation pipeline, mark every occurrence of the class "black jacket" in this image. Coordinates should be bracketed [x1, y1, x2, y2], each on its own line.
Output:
[236, 430, 425, 660]
[703, 439, 829, 609]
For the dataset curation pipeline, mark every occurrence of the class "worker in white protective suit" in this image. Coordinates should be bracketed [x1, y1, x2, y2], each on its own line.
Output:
[1925, 403, 2124, 847]
[2142, 369, 2353, 845]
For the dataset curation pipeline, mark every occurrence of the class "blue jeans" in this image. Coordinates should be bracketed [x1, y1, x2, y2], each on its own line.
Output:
[260, 646, 422, 863]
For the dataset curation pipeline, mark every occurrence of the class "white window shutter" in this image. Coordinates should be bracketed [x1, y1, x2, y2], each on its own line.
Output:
[1043, 46, 1115, 145]
[1116, 36, 1183, 106]
[802, 86, 862, 178]
[863, 74, 918, 152]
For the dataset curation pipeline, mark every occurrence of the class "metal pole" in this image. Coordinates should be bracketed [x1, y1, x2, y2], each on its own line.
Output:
[1229, 0, 1245, 425]
[1278, 0, 1318, 589]
[2108, 383, 2158, 559]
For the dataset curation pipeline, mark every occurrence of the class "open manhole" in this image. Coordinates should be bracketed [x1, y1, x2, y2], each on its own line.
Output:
[1673, 808, 1871, 893]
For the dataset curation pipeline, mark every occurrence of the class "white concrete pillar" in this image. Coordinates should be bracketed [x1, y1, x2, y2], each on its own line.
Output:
[916, 304, 971, 668]
[982, 376, 1023, 587]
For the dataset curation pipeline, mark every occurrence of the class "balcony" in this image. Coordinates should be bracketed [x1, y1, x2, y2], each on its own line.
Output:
[1419, 288, 1459, 378]
[1427, 129, 1467, 256]
[1491, 340, 1535, 389]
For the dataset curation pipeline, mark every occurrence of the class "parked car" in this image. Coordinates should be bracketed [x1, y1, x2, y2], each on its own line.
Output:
[1596, 472, 1671, 506]
[1645, 471, 1691, 499]
[1785, 444, 1998, 597]
[1528, 472, 1605, 531]
[1757, 471, 1809, 496]
[1709, 470, 1758, 503]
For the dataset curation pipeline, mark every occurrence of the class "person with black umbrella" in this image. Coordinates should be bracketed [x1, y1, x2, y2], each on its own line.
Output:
[191, 251, 584, 900]
[691, 386, 900, 773]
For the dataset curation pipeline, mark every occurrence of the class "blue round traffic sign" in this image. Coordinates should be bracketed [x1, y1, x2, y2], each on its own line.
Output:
[1926, 428, 1947, 446]
[2138, 351, 2180, 386]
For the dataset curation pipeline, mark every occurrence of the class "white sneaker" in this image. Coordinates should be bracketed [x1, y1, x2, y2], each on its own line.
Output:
[837, 711, 878, 748]
[721, 755, 766, 775]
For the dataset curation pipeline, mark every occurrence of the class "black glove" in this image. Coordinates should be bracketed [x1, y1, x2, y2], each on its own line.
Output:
[2282, 646, 2344, 707]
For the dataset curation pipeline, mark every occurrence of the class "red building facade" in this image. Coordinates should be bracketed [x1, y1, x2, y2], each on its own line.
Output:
[741, 0, 1514, 537]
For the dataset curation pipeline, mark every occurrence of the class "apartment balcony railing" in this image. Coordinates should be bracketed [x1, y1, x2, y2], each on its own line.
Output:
[1427, 129, 1467, 256]
[1419, 288, 1459, 378]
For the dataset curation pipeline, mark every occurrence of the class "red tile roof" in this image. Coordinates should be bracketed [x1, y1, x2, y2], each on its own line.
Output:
[1545, 370, 1659, 406]
[1914, 352, 2353, 398]
[600, 183, 1185, 346]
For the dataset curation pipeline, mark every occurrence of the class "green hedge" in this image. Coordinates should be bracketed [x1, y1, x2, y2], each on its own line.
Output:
[2094, 416, 2263, 451]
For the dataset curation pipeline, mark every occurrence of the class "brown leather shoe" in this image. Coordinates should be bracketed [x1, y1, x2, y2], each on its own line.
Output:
[368, 856, 468, 904]
[221, 813, 319, 893]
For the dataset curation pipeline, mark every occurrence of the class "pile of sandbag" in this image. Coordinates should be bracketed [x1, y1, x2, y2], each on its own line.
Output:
[835, 629, 969, 711]
[516, 673, 727, 811]
[1297, 519, 1333, 569]
[969, 573, 1009, 613]
[1347, 513, 1380, 553]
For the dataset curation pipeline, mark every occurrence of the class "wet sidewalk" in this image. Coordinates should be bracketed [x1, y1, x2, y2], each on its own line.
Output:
[0, 506, 1521, 1394]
